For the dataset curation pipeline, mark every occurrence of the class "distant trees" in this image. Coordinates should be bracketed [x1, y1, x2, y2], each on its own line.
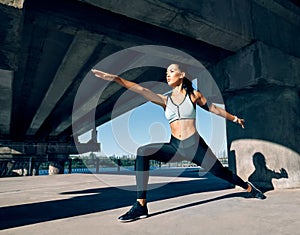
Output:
[70, 152, 136, 169]
[69, 150, 228, 171]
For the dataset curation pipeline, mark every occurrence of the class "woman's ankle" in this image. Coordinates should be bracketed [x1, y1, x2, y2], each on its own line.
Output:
[246, 183, 252, 192]
[137, 199, 147, 206]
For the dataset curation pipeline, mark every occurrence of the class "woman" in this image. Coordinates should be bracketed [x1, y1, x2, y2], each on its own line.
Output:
[91, 64, 266, 222]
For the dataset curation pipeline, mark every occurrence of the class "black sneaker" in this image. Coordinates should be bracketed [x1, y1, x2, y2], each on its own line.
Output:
[118, 201, 148, 222]
[248, 182, 266, 199]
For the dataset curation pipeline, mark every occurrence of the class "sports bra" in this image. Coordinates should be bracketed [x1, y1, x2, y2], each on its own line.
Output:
[165, 92, 196, 123]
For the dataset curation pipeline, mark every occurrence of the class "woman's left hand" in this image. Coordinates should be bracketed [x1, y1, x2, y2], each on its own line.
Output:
[237, 118, 245, 129]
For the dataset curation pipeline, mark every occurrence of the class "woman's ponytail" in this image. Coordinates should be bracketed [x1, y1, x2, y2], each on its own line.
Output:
[182, 77, 195, 95]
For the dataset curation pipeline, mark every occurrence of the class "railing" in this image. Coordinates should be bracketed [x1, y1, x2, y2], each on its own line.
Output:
[0, 157, 48, 177]
[0, 157, 228, 177]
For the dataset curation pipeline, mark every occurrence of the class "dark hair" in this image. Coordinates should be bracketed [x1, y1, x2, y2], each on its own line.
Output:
[182, 77, 195, 95]
[176, 63, 197, 95]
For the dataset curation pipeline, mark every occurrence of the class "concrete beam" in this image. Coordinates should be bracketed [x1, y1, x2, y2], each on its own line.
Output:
[252, 2, 300, 60]
[81, 0, 300, 58]
[61, 44, 209, 137]
[52, 47, 160, 137]
[53, 68, 149, 137]
[0, 69, 13, 136]
[211, 41, 300, 92]
[254, 0, 300, 25]
[0, 141, 100, 156]
[73, 79, 170, 136]
[80, 0, 253, 51]
[26, 31, 100, 136]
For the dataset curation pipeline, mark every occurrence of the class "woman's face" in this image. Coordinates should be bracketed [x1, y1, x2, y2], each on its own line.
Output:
[166, 64, 184, 87]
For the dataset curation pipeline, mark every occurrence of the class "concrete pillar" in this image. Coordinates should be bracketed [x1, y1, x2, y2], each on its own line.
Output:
[48, 160, 64, 175]
[210, 41, 300, 190]
[48, 154, 67, 175]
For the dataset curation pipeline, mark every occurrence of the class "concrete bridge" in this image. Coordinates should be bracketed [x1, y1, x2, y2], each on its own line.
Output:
[0, 0, 299, 187]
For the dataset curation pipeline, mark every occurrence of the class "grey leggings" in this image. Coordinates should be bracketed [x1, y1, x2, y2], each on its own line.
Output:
[135, 133, 248, 198]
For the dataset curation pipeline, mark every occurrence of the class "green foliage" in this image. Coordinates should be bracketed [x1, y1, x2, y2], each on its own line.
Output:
[70, 153, 136, 168]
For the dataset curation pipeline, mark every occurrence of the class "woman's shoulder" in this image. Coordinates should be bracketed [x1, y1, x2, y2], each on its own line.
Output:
[191, 89, 204, 97]
[157, 93, 168, 103]
[189, 90, 205, 103]
[161, 91, 172, 100]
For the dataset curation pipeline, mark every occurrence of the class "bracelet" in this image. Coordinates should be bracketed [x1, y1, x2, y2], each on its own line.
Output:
[233, 116, 238, 123]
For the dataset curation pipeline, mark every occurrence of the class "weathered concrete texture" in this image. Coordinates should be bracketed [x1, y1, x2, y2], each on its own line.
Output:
[252, 1, 300, 59]
[254, 0, 300, 24]
[225, 86, 300, 189]
[211, 41, 300, 91]
[230, 139, 300, 190]
[210, 41, 300, 189]
[81, 0, 300, 58]
[211, 41, 300, 151]
[0, 69, 13, 135]
[80, 0, 252, 51]
[0, 2, 24, 70]
[258, 42, 300, 87]
[0, 174, 300, 235]
[211, 42, 300, 188]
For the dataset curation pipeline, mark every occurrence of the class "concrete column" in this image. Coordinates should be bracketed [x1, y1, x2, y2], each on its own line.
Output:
[48, 154, 68, 175]
[210, 41, 300, 190]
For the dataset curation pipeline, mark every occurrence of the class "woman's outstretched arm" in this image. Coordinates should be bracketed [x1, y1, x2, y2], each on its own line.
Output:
[192, 90, 245, 128]
[91, 69, 166, 108]
[208, 104, 245, 128]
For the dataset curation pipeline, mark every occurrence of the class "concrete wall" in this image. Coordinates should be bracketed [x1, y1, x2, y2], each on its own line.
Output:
[230, 139, 300, 190]
[0, 2, 24, 70]
[210, 41, 300, 189]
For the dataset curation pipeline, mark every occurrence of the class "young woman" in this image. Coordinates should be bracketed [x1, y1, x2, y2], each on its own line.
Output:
[91, 64, 266, 222]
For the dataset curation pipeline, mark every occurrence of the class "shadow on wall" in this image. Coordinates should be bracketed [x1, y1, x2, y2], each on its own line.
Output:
[248, 152, 288, 193]
[229, 139, 299, 190]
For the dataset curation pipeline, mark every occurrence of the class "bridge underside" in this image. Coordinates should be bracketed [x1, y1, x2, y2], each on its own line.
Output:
[0, 0, 299, 180]
[1, 0, 235, 144]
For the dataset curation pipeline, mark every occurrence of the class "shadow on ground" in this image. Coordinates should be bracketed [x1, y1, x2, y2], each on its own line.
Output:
[0, 171, 249, 230]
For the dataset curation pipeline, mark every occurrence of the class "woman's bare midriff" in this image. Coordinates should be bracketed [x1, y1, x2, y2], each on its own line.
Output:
[170, 119, 197, 140]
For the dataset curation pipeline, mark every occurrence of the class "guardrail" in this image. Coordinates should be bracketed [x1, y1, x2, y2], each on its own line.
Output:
[0, 157, 228, 177]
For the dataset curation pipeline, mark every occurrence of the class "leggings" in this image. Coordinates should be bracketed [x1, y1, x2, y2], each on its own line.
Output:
[135, 132, 248, 198]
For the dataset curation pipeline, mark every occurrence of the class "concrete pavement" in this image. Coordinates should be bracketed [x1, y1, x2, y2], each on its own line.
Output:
[0, 168, 299, 235]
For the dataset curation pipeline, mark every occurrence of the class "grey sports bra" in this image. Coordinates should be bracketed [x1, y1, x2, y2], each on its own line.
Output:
[165, 92, 196, 123]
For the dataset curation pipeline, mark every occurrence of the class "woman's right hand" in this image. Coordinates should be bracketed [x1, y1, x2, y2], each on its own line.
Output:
[92, 68, 165, 107]
[91, 69, 118, 81]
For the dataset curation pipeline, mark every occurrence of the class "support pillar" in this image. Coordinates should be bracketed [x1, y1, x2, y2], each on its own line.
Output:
[210, 41, 300, 190]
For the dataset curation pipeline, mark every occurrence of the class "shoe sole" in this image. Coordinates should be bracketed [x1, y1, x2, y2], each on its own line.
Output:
[247, 182, 267, 199]
[118, 215, 148, 223]
[255, 194, 267, 200]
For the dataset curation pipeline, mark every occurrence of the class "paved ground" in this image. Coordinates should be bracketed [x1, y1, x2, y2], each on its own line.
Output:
[0, 168, 299, 235]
